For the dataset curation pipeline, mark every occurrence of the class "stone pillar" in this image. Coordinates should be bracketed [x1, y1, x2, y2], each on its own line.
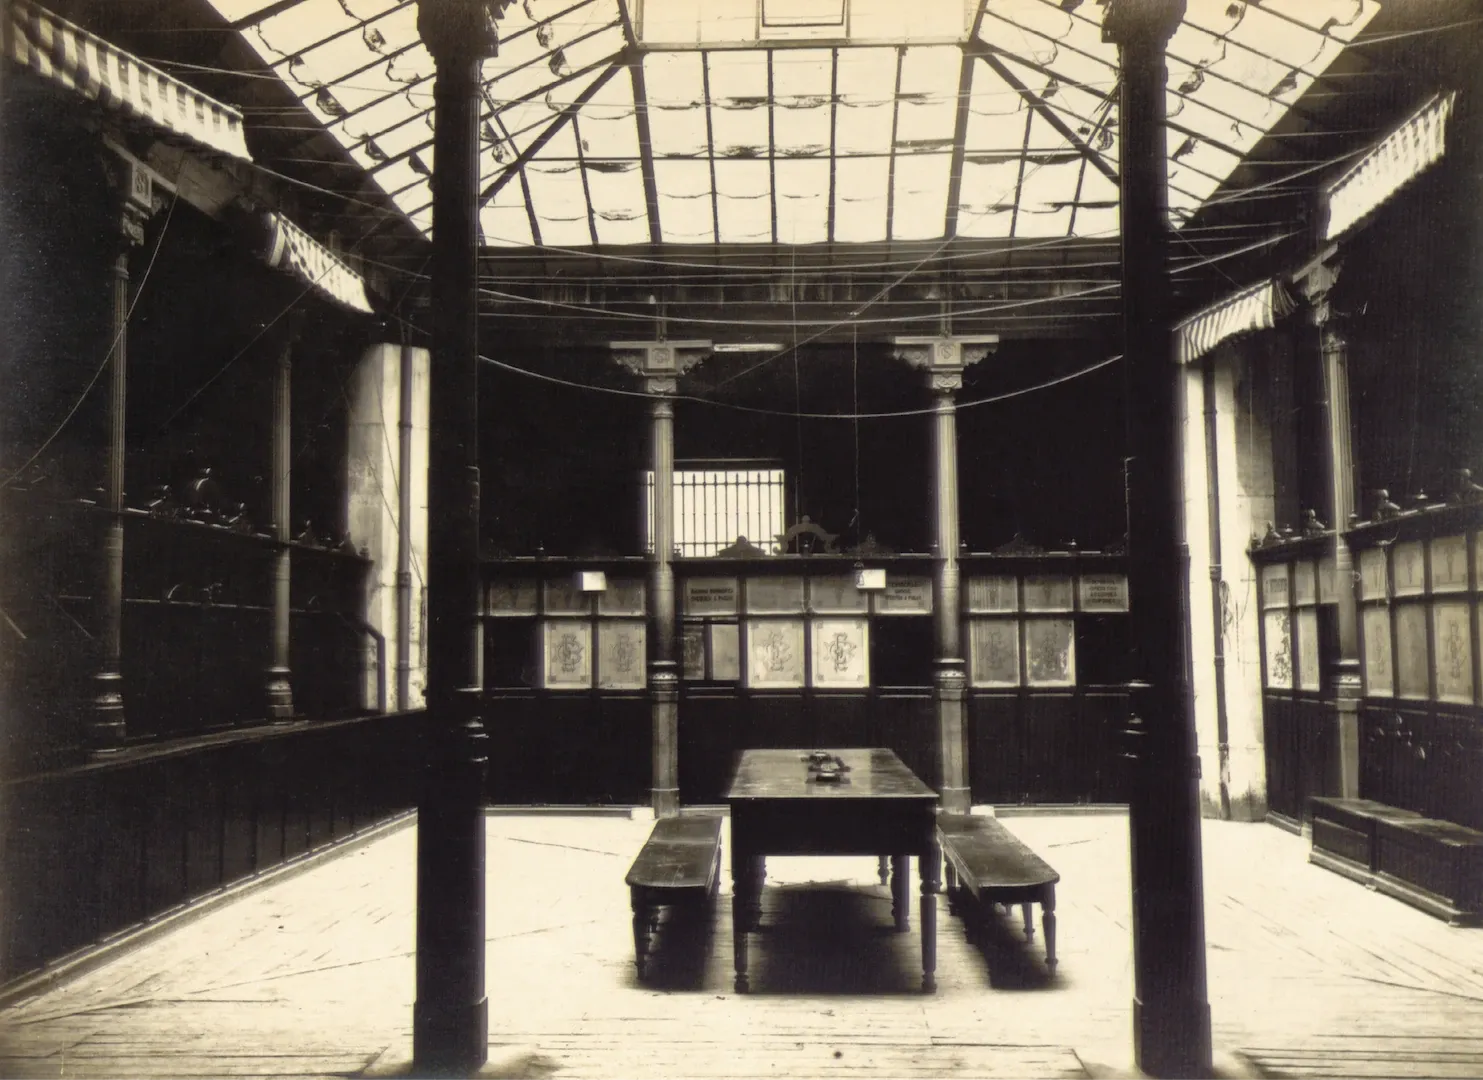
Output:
[413, 1, 496, 1074]
[1103, 2, 1213, 1076]
[266, 320, 297, 721]
[611, 340, 713, 818]
[88, 158, 156, 755]
[890, 335, 996, 812]
[1296, 253, 1361, 797]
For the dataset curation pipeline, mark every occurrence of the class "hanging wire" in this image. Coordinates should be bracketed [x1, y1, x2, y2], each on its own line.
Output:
[1, 188, 180, 490]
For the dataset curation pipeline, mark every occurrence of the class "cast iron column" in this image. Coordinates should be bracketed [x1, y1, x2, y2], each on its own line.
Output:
[1104, 2, 1213, 1076]
[1296, 255, 1361, 796]
[611, 341, 712, 818]
[413, 1, 495, 1073]
[266, 319, 296, 721]
[890, 335, 995, 813]
[88, 166, 153, 755]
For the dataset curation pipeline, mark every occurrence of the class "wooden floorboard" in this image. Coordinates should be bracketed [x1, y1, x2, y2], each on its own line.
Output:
[5, 812, 1483, 1078]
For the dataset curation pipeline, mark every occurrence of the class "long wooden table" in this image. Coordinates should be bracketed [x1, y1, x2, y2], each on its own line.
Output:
[724, 747, 941, 993]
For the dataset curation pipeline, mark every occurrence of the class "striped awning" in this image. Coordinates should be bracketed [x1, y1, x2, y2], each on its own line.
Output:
[7, 0, 251, 163]
[264, 212, 373, 315]
[1324, 92, 1455, 243]
[1175, 278, 1294, 365]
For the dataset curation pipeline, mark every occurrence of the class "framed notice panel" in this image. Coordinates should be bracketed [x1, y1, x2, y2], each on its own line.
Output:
[1024, 618, 1075, 687]
[747, 576, 806, 614]
[746, 619, 805, 688]
[599, 579, 647, 616]
[810, 618, 869, 688]
[1392, 541, 1425, 597]
[1078, 573, 1129, 612]
[1295, 609, 1320, 692]
[597, 620, 646, 690]
[1394, 604, 1429, 699]
[541, 621, 592, 689]
[969, 619, 1020, 688]
[1432, 602, 1473, 704]
[544, 579, 590, 615]
[1362, 606, 1393, 697]
[1358, 549, 1387, 601]
[1263, 610, 1292, 689]
[875, 576, 933, 615]
[684, 577, 739, 616]
[1261, 564, 1290, 609]
[1293, 561, 1317, 606]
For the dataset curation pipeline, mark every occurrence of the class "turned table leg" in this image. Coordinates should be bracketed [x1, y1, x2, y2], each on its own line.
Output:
[1022, 903, 1035, 942]
[919, 840, 939, 993]
[878, 855, 889, 885]
[1043, 886, 1057, 972]
[891, 855, 911, 932]
[630, 886, 651, 980]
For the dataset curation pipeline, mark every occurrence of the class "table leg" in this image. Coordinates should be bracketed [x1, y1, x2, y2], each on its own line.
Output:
[1022, 903, 1035, 942]
[890, 855, 910, 932]
[1043, 886, 1057, 973]
[749, 855, 766, 931]
[919, 840, 939, 993]
[731, 845, 751, 993]
[877, 855, 889, 885]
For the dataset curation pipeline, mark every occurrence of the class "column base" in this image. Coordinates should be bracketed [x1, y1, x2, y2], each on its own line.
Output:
[938, 785, 972, 816]
[88, 674, 127, 752]
[265, 668, 295, 723]
[652, 786, 680, 818]
[413, 996, 488, 1077]
[1133, 995, 1213, 1079]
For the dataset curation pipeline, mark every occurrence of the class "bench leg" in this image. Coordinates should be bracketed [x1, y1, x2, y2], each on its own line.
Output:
[1043, 887, 1057, 973]
[891, 855, 910, 932]
[878, 855, 889, 885]
[1022, 903, 1035, 943]
[631, 886, 651, 981]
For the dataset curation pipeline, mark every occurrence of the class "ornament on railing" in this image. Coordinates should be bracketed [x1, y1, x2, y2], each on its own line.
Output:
[775, 516, 838, 555]
[1371, 489, 1401, 522]
[1452, 468, 1483, 505]
[992, 532, 1046, 556]
[716, 535, 768, 558]
[1301, 508, 1326, 537]
[845, 532, 895, 557]
[1408, 490, 1430, 512]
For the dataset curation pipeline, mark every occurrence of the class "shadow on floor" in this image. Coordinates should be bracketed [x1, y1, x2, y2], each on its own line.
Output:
[951, 897, 1058, 991]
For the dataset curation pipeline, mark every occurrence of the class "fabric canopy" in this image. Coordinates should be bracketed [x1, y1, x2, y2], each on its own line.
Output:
[1175, 277, 1293, 365]
[7, 0, 252, 163]
[264, 212, 374, 314]
[1324, 91, 1455, 243]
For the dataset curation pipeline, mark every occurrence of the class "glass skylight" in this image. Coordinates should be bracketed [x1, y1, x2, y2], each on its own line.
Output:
[207, 0, 1381, 247]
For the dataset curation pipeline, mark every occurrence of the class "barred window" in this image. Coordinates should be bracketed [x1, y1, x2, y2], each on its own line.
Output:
[644, 461, 787, 558]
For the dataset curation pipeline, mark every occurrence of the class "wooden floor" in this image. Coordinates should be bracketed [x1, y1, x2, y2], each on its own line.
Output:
[4, 810, 1483, 1079]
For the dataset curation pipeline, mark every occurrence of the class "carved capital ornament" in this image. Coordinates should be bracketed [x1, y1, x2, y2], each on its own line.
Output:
[889, 335, 999, 394]
[610, 340, 713, 395]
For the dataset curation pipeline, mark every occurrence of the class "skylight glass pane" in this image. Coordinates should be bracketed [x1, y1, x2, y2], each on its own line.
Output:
[847, 0, 966, 42]
[962, 65, 1029, 154]
[253, 0, 356, 67]
[774, 158, 829, 244]
[1261, 0, 1379, 41]
[956, 158, 1020, 238]
[1016, 156, 1082, 238]
[708, 50, 771, 158]
[586, 162, 649, 245]
[654, 158, 716, 243]
[646, 52, 709, 158]
[527, 126, 593, 247]
[892, 152, 950, 240]
[481, 178, 534, 247]
[1073, 205, 1118, 239]
[713, 159, 772, 242]
[833, 47, 897, 156]
[895, 46, 959, 153]
[771, 49, 833, 155]
[576, 69, 641, 159]
[832, 156, 889, 242]
[209, 0, 284, 21]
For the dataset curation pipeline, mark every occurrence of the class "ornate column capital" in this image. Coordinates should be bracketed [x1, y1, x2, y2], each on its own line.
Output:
[101, 148, 165, 247]
[1292, 245, 1343, 328]
[416, 0, 505, 64]
[610, 340, 713, 395]
[1101, 0, 1185, 47]
[890, 335, 998, 393]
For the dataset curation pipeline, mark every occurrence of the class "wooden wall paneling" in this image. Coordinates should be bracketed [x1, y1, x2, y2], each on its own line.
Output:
[603, 695, 652, 806]
[678, 692, 738, 805]
[967, 693, 1019, 804]
[1021, 692, 1077, 802]
[97, 768, 148, 934]
[280, 741, 311, 860]
[254, 739, 288, 871]
[813, 692, 872, 750]
[1084, 691, 1130, 803]
[182, 752, 225, 901]
[744, 694, 805, 750]
[486, 695, 545, 804]
[305, 734, 336, 849]
[220, 745, 257, 883]
[142, 757, 188, 914]
[872, 693, 935, 790]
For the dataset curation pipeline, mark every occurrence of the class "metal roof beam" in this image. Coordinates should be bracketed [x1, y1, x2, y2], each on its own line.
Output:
[883, 46, 905, 242]
[628, 52, 663, 244]
[976, 49, 1117, 184]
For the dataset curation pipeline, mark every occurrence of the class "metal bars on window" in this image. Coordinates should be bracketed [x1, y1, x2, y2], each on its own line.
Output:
[644, 465, 786, 557]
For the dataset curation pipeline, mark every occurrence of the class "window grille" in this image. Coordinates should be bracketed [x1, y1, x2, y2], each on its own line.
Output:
[644, 462, 786, 558]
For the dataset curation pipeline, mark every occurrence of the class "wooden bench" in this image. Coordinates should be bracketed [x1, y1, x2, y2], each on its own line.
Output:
[624, 815, 724, 980]
[937, 814, 1059, 972]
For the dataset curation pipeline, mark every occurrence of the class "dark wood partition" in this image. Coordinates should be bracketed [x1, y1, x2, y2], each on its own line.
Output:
[0, 711, 421, 986]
